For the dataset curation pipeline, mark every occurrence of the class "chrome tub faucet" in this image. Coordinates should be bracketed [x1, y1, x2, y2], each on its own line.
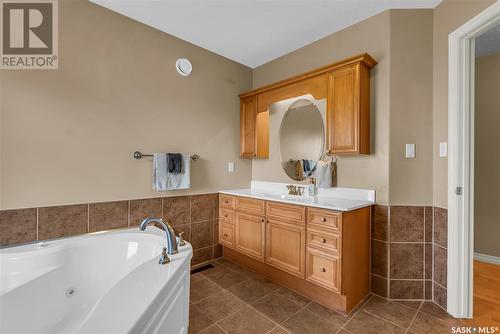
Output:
[139, 217, 179, 264]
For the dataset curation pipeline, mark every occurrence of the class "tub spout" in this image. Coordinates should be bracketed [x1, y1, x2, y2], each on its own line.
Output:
[139, 217, 179, 256]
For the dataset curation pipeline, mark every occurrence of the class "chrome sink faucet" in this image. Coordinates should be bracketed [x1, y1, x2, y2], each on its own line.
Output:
[139, 217, 179, 264]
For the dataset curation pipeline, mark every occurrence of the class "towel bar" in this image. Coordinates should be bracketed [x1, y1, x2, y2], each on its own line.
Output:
[133, 151, 199, 161]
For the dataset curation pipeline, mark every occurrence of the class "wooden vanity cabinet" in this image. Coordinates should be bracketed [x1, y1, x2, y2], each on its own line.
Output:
[218, 193, 371, 315]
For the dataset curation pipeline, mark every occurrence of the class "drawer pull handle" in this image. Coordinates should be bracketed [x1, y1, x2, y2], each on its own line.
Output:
[321, 238, 327, 243]
[321, 217, 327, 222]
[320, 268, 326, 272]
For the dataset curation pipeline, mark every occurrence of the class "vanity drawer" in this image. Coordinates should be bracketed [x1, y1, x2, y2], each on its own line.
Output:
[219, 194, 235, 210]
[235, 196, 265, 215]
[219, 208, 234, 224]
[266, 202, 305, 224]
[219, 222, 235, 248]
[307, 208, 342, 231]
[306, 227, 341, 254]
[306, 247, 341, 293]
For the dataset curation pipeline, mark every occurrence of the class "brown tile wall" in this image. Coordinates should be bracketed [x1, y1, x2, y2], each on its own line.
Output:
[2, 196, 448, 302]
[433, 207, 448, 309]
[0, 193, 222, 268]
[370, 205, 389, 298]
[389, 206, 426, 300]
[371, 205, 442, 303]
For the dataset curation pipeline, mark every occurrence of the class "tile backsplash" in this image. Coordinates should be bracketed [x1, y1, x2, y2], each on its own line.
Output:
[0, 193, 222, 267]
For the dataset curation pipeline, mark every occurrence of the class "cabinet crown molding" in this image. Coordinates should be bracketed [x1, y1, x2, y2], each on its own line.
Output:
[239, 53, 377, 98]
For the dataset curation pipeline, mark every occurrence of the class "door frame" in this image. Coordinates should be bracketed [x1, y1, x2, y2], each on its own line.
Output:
[448, 0, 500, 318]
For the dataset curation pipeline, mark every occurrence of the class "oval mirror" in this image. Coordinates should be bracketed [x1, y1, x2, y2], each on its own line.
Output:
[279, 99, 325, 181]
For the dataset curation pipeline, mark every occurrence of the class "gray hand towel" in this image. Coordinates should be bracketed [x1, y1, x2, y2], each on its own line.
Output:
[167, 153, 182, 173]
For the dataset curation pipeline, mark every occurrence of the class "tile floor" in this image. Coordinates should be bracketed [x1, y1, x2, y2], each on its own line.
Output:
[189, 258, 465, 334]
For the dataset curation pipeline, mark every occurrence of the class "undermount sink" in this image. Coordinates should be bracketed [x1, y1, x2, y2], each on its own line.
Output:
[252, 191, 314, 203]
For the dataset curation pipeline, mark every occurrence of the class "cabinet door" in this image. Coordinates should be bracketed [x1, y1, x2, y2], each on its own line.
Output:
[326, 65, 359, 154]
[265, 218, 305, 277]
[235, 212, 265, 260]
[240, 95, 257, 158]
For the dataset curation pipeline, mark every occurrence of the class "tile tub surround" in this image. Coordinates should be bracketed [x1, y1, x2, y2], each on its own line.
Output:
[0, 193, 222, 267]
[189, 258, 464, 334]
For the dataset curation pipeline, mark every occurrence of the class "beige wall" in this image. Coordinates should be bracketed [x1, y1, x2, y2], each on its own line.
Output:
[252, 11, 392, 205]
[0, 0, 253, 210]
[474, 52, 500, 257]
[389, 10, 434, 206]
[252, 10, 436, 206]
[3, 0, 498, 211]
[432, 0, 496, 208]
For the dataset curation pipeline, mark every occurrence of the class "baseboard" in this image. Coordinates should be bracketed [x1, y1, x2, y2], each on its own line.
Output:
[474, 252, 500, 265]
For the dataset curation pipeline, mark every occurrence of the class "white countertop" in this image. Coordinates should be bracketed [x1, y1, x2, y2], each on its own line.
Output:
[219, 181, 375, 212]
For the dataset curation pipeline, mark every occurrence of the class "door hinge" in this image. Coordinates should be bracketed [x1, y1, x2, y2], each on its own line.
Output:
[455, 187, 463, 195]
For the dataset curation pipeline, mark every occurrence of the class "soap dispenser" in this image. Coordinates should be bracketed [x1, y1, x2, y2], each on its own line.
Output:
[308, 177, 318, 196]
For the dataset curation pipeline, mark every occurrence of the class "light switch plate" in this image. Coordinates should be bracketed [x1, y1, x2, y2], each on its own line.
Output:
[228, 162, 234, 173]
[406, 144, 416, 158]
[439, 142, 448, 157]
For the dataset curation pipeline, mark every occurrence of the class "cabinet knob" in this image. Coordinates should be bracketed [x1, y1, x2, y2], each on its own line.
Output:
[224, 234, 228, 237]
[321, 217, 327, 222]
[252, 153, 257, 157]
[224, 214, 228, 218]
[320, 268, 326, 272]
[224, 200, 229, 204]
[261, 218, 265, 223]
[321, 238, 327, 243]
[327, 150, 332, 154]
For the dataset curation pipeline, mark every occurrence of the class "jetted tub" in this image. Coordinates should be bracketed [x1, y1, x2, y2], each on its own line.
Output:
[0, 227, 192, 334]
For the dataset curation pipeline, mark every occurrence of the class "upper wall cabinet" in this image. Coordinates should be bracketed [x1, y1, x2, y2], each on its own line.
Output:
[239, 54, 376, 158]
[326, 62, 371, 155]
[240, 95, 269, 158]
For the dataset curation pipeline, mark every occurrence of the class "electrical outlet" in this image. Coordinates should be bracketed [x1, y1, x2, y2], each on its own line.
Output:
[228, 162, 234, 173]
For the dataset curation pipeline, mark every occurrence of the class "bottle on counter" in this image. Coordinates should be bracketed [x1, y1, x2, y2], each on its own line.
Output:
[308, 177, 318, 196]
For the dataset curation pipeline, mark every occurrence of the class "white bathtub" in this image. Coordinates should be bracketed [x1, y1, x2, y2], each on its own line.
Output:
[0, 227, 192, 334]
